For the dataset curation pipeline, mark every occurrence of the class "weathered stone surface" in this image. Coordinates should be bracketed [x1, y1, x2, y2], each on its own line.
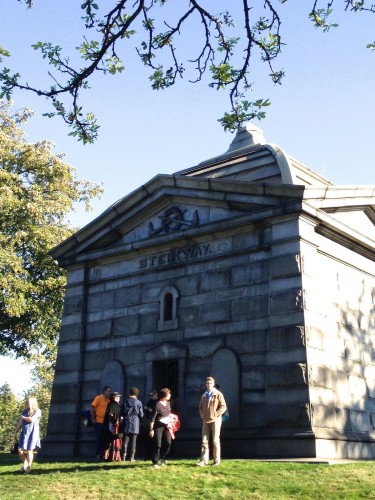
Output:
[241, 404, 266, 427]
[47, 413, 77, 433]
[199, 269, 230, 291]
[55, 353, 81, 372]
[265, 403, 311, 428]
[51, 383, 78, 403]
[84, 350, 113, 370]
[243, 367, 266, 390]
[309, 365, 333, 389]
[113, 315, 139, 336]
[271, 220, 299, 242]
[67, 268, 85, 285]
[86, 319, 112, 340]
[189, 338, 224, 358]
[267, 363, 307, 387]
[115, 285, 142, 307]
[351, 410, 373, 432]
[139, 312, 159, 333]
[270, 254, 301, 278]
[268, 325, 305, 350]
[226, 332, 266, 353]
[335, 407, 352, 432]
[81, 382, 100, 401]
[63, 295, 83, 315]
[231, 260, 270, 286]
[349, 374, 368, 398]
[59, 323, 82, 343]
[200, 301, 230, 323]
[232, 231, 260, 251]
[232, 295, 268, 319]
[179, 305, 198, 327]
[312, 404, 336, 428]
[87, 290, 115, 313]
[270, 289, 303, 314]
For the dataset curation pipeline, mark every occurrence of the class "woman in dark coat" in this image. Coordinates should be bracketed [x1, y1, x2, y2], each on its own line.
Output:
[120, 387, 144, 461]
[101, 392, 122, 461]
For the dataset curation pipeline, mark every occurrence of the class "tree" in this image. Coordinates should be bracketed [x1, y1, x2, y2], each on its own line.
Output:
[0, 383, 22, 453]
[0, 1, 374, 143]
[0, 100, 103, 360]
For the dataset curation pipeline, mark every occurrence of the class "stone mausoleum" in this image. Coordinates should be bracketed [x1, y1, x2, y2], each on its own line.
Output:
[44, 124, 375, 459]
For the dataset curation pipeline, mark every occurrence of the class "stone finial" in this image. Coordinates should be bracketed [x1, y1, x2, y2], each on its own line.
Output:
[225, 122, 266, 153]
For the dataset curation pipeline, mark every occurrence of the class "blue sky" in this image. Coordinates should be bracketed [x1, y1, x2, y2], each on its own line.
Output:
[1, 0, 375, 394]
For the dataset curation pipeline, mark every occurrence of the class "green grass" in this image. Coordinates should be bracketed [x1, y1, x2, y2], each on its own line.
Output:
[0, 454, 374, 500]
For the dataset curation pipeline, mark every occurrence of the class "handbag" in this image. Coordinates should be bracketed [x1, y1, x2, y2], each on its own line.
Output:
[222, 408, 229, 423]
[81, 409, 93, 427]
[10, 441, 18, 454]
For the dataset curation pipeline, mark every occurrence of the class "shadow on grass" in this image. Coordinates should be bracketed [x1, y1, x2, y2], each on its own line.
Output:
[0, 454, 198, 476]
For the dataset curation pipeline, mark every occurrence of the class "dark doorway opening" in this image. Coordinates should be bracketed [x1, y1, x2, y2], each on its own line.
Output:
[153, 359, 178, 400]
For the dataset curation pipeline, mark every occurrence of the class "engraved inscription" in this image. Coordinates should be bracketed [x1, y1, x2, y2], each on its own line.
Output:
[139, 240, 230, 269]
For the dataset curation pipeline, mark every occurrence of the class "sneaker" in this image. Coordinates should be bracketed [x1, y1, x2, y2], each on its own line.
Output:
[153, 464, 159, 469]
[130, 457, 135, 462]
[212, 461, 220, 466]
[160, 459, 166, 466]
[195, 461, 206, 467]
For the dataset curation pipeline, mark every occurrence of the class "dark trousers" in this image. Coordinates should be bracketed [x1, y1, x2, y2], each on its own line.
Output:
[94, 423, 103, 456]
[152, 425, 171, 465]
[122, 434, 137, 459]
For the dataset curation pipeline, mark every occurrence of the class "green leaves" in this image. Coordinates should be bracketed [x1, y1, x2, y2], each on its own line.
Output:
[309, 8, 339, 32]
[218, 98, 271, 132]
[0, 46, 10, 58]
[32, 41, 63, 65]
[1, 1, 374, 141]
[0, 68, 20, 100]
[149, 66, 177, 90]
[0, 101, 103, 358]
[76, 39, 101, 61]
[104, 56, 125, 75]
[0, 383, 23, 452]
[209, 64, 239, 88]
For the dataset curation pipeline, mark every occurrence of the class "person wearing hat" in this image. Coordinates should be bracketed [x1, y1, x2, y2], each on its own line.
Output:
[101, 392, 122, 461]
[120, 387, 144, 461]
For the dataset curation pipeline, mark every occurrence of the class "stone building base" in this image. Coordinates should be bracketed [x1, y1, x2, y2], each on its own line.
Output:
[40, 430, 375, 460]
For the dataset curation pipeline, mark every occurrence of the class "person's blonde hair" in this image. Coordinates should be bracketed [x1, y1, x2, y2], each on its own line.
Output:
[206, 376, 215, 383]
[27, 397, 39, 415]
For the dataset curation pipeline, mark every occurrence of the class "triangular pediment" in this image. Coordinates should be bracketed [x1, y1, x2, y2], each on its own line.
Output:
[51, 174, 304, 266]
[324, 207, 375, 241]
[303, 186, 375, 242]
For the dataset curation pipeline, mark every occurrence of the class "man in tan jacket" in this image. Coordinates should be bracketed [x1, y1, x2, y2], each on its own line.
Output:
[196, 376, 227, 466]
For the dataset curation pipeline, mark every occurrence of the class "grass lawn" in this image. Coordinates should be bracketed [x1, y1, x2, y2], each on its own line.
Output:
[0, 454, 374, 500]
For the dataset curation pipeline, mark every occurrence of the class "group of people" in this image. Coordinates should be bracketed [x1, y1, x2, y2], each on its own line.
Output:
[91, 385, 178, 467]
[91, 376, 227, 468]
[12, 375, 227, 473]
[91, 386, 145, 462]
